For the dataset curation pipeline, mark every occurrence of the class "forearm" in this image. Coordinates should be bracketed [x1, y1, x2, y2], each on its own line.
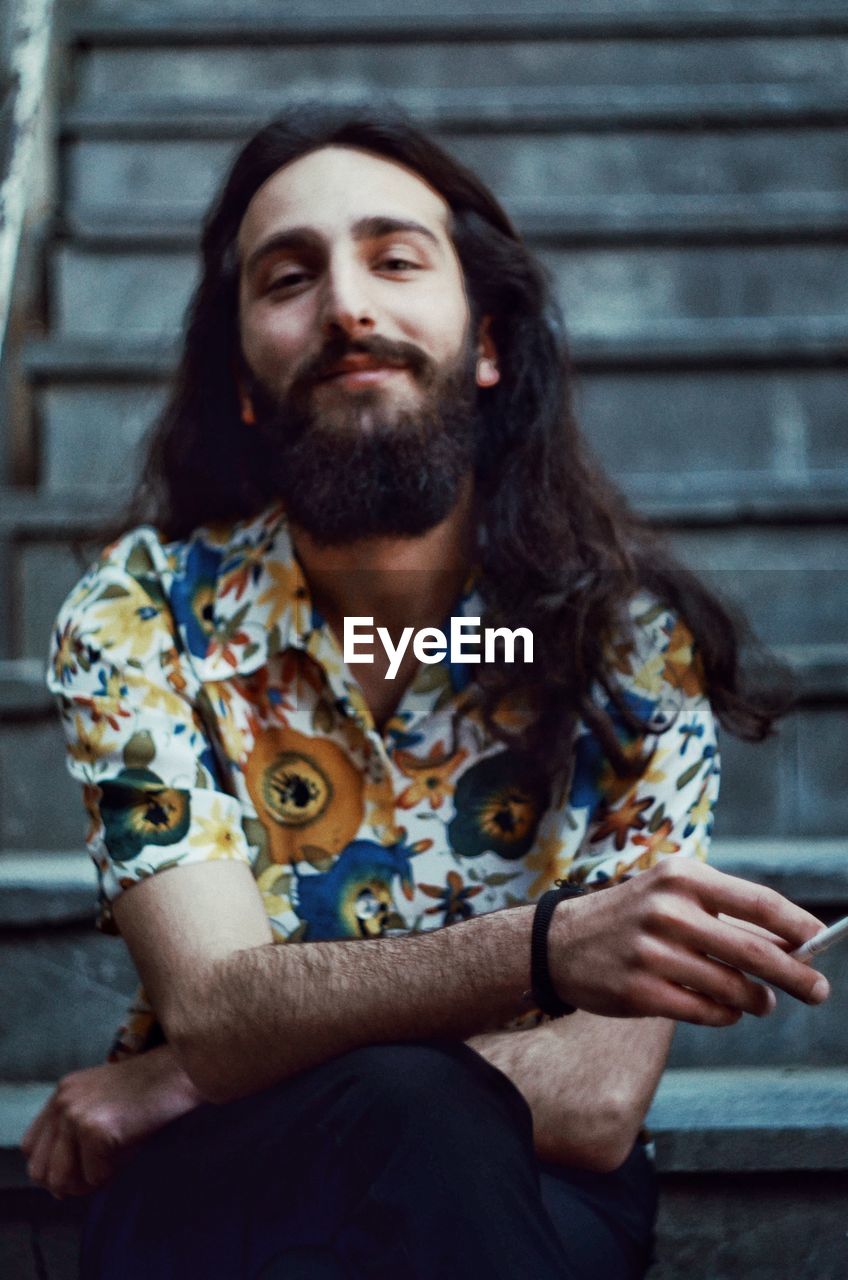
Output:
[172, 904, 537, 1102]
[466, 1014, 675, 1171]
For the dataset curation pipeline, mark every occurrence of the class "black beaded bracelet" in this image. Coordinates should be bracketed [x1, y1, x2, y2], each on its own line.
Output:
[530, 879, 586, 1018]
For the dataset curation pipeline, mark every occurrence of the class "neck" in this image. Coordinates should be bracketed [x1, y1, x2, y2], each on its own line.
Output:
[289, 478, 477, 637]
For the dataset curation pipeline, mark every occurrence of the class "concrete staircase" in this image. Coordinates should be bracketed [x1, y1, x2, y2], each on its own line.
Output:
[1, 3, 847, 1276]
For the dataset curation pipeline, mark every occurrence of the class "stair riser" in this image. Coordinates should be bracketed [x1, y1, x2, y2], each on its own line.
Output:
[0, 928, 137, 1080]
[33, 371, 848, 500]
[65, 129, 848, 216]
[1, 1174, 847, 1278]
[655, 1173, 848, 1280]
[1, 702, 847, 849]
[0, 918, 846, 1081]
[54, 244, 848, 339]
[77, 38, 848, 103]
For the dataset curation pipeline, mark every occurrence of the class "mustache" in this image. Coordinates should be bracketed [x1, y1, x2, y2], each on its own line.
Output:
[290, 333, 435, 395]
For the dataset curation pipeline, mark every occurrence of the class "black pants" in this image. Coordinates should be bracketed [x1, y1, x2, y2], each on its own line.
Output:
[82, 1040, 657, 1279]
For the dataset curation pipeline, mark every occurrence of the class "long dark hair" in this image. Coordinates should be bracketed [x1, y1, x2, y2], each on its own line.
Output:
[130, 104, 787, 782]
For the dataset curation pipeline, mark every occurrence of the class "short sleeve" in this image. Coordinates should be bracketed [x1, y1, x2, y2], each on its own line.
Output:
[47, 533, 252, 931]
[569, 596, 719, 887]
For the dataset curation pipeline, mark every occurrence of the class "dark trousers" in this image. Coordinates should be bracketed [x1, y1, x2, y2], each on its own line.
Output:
[82, 1040, 657, 1279]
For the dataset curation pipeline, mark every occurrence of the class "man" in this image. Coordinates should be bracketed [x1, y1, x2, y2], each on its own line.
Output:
[27, 109, 827, 1279]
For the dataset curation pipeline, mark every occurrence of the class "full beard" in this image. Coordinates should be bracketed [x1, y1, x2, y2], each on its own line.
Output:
[244, 340, 481, 546]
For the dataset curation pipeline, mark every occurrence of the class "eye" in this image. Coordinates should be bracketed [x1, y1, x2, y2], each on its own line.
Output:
[377, 255, 421, 273]
[266, 269, 312, 293]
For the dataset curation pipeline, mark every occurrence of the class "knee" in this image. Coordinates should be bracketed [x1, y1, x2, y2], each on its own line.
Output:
[336, 1040, 531, 1134]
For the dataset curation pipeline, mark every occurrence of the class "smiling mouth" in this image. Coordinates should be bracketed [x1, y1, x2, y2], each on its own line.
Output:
[317, 362, 408, 387]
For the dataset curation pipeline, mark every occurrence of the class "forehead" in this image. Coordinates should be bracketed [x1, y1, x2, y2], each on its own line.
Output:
[237, 145, 453, 256]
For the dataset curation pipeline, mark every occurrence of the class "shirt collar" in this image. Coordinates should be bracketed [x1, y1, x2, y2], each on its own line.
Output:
[164, 505, 484, 692]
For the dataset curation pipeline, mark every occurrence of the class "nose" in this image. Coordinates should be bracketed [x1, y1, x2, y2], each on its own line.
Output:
[320, 255, 376, 339]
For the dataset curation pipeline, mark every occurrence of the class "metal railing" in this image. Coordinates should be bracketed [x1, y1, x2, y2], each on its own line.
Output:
[0, 0, 54, 367]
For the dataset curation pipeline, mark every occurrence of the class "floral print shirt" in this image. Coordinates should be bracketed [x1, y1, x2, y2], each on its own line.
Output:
[48, 504, 719, 1058]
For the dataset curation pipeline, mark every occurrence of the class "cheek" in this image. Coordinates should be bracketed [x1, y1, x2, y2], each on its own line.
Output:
[240, 299, 314, 383]
[395, 285, 470, 360]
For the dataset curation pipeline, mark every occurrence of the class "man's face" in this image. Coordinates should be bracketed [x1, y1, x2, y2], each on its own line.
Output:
[235, 145, 489, 543]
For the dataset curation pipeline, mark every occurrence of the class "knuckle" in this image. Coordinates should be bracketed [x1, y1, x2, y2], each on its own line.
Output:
[631, 932, 662, 970]
[654, 858, 688, 884]
[752, 886, 779, 920]
[645, 892, 682, 932]
[744, 935, 772, 972]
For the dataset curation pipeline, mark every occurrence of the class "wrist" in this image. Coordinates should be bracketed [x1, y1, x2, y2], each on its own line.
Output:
[531, 881, 585, 1017]
[132, 1045, 204, 1108]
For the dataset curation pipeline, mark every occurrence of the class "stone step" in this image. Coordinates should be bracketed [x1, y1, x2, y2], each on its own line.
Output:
[62, 126, 848, 218]
[26, 319, 848, 378]
[1, 843, 847, 1081]
[1, 1064, 846, 1180]
[2, 1074, 847, 1280]
[61, 191, 848, 248]
[62, 82, 848, 139]
[71, 32, 848, 107]
[3, 512, 848, 656]
[4, 663, 847, 852]
[23, 327, 848, 510]
[22, 365, 848, 506]
[9, 488, 848, 663]
[3, 838, 846, 927]
[67, 3, 848, 47]
[51, 240, 848, 339]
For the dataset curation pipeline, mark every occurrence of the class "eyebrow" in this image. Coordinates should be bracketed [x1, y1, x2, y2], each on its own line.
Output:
[244, 215, 443, 279]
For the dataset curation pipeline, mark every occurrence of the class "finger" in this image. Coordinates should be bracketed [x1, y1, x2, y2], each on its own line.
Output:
[45, 1121, 88, 1199]
[78, 1132, 117, 1189]
[717, 914, 786, 948]
[688, 865, 825, 950]
[643, 937, 776, 1017]
[626, 972, 744, 1027]
[27, 1116, 58, 1186]
[679, 912, 829, 1005]
[21, 1101, 53, 1158]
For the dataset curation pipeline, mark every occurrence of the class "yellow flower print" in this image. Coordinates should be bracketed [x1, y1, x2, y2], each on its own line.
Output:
[67, 714, 118, 771]
[525, 833, 570, 899]
[687, 784, 713, 832]
[257, 864, 294, 917]
[395, 741, 468, 811]
[662, 620, 706, 698]
[123, 669, 185, 720]
[88, 585, 165, 662]
[256, 560, 305, 630]
[188, 798, 244, 860]
[631, 653, 665, 698]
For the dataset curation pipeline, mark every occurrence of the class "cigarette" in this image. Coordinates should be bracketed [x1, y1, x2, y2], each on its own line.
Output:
[791, 916, 848, 961]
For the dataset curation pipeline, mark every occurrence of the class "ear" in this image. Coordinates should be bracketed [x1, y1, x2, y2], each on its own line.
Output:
[238, 379, 256, 426]
[475, 316, 500, 389]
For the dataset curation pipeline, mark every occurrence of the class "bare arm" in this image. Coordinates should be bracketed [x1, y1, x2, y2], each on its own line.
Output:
[466, 1015, 675, 1173]
[22, 1046, 203, 1198]
[114, 857, 829, 1105]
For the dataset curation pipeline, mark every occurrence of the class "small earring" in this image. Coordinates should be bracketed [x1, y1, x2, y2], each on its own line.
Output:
[477, 357, 498, 386]
[240, 395, 256, 426]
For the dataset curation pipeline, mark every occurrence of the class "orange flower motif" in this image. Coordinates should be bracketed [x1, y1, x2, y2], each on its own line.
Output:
[630, 818, 682, 863]
[590, 794, 653, 851]
[662, 620, 705, 697]
[525, 833, 569, 898]
[219, 541, 271, 602]
[395, 741, 469, 811]
[207, 628, 251, 669]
